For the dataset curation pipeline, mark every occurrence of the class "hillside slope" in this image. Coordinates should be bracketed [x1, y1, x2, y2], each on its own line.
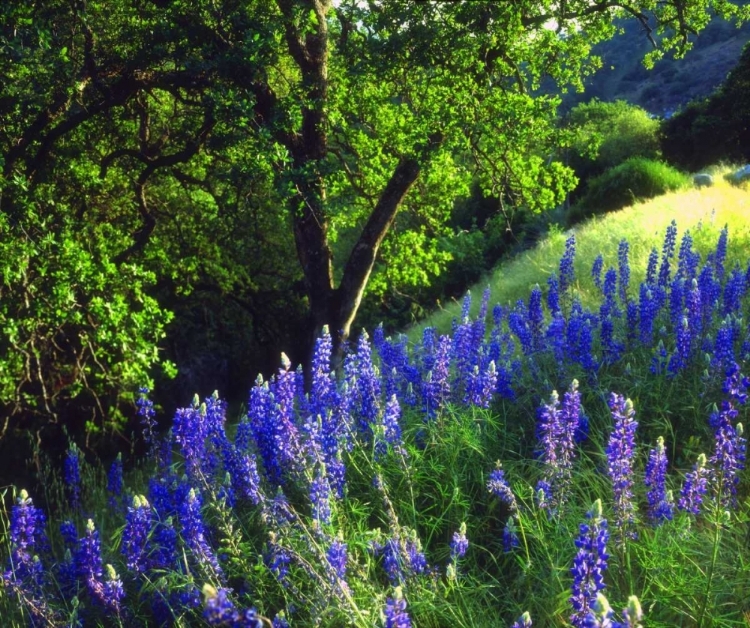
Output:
[407, 176, 750, 341]
[563, 17, 750, 115]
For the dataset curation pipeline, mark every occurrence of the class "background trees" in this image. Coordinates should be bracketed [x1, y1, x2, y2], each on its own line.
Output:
[1, 0, 748, 457]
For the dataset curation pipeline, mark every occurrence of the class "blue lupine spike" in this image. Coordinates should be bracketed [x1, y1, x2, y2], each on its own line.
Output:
[570, 500, 610, 628]
[606, 394, 638, 546]
[618, 240, 630, 303]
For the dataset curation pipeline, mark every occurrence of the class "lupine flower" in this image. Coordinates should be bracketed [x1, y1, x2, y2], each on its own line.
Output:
[637, 283, 655, 345]
[376, 394, 406, 459]
[450, 523, 468, 561]
[487, 464, 518, 512]
[511, 611, 532, 628]
[137, 386, 158, 453]
[149, 517, 179, 572]
[644, 437, 674, 524]
[107, 453, 123, 510]
[179, 488, 223, 578]
[509, 300, 533, 356]
[503, 516, 520, 553]
[64, 443, 82, 511]
[383, 587, 412, 628]
[678, 453, 710, 515]
[618, 239, 630, 303]
[2, 490, 52, 623]
[722, 265, 745, 317]
[173, 402, 208, 484]
[560, 234, 577, 294]
[658, 220, 677, 288]
[606, 394, 638, 545]
[310, 467, 333, 525]
[348, 331, 382, 437]
[570, 500, 610, 628]
[667, 315, 691, 375]
[536, 387, 577, 512]
[714, 224, 729, 280]
[678, 230, 699, 281]
[466, 361, 497, 408]
[326, 536, 348, 584]
[528, 285, 545, 352]
[548, 273, 561, 316]
[202, 585, 265, 628]
[76, 519, 123, 612]
[265, 537, 292, 587]
[592, 254, 604, 291]
[709, 401, 746, 509]
[122, 495, 153, 574]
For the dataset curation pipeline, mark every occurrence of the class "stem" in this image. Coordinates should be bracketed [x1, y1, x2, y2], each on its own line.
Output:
[697, 495, 723, 628]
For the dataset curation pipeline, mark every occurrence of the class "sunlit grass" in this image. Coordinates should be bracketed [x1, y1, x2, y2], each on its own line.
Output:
[407, 171, 750, 341]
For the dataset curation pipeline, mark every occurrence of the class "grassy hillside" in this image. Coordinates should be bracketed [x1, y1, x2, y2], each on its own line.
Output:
[407, 171, 750, 341]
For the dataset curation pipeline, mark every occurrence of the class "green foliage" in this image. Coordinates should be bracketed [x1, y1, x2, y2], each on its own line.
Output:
[662, 41, 750, 170]
[568, 158, 689, 225]
[0, 203, 173, 435]
[564, 99, 661, 185]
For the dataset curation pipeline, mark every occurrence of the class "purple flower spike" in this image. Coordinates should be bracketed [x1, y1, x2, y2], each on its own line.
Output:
[606, 394, 638, 545]
[570, 500, 610, 628]
[487, 464, 518, 512]
[644, 437, 674, 524]
[450, 523, 469, 561]
[678, 453, 710, 515]
[64, 443, 82, 511]
[122, 495, 152, 574]
[383, 587, 412, 628]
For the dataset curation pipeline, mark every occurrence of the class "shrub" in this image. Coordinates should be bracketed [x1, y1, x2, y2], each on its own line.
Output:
[568, 158, 688, 224]
[564, 99, 661, 187]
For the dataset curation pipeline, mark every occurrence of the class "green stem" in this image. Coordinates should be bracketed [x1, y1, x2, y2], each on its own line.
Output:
[697, 497, 723, 628]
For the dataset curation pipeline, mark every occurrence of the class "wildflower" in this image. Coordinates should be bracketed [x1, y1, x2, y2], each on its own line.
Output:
[658, 220, 677, 288]
[383, 587, 412, 628]
[606, 394, 638, 545]
[64, 443, 82, 511]
[709, 402, 746, 509]
[309, 467, 332, 525]
[122, 495, 152, 574]
[326, 536, 348, 584]
[511, 611, 532, 628]
[2, 490, 53, 623]
[535, 384, 579, 512]
[202, 584, 265, 628]
[179, 488, 223, 578]
[570, 500, 610, 628]
[450, 523, 468, 561]
[503, 517, 520, 553]
[548, 273, 561, 316]
[487, 464, 518, 512]
[137, 386, 157, 453]
[107, 453, 123, 510]
[644, 437, 674, 524]
[618, 239, 630, 303]
[678, 453, 710, 515]
[560, 234, 577, 294]
[592, 254, 604, 291]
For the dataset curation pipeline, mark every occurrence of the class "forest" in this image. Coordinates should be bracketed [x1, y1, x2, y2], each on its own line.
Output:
[3, 1, 750, 626]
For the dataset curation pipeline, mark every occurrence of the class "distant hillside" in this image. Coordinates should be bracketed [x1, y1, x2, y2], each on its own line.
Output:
[563, 16, 750, 115]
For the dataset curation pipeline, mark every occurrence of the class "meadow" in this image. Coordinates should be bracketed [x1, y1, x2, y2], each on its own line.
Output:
[3, 181, 750, 627]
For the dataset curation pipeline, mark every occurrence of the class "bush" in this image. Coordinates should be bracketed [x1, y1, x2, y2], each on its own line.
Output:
[568, 157, 688, 224]
[564, 99, 661, 187]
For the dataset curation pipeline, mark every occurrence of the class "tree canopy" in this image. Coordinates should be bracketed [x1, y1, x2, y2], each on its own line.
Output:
[1, 0, 748, 442]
